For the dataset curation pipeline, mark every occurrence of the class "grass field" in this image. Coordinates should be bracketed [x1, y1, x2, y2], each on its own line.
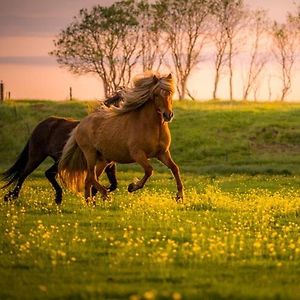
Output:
[0, 100, 300, 299]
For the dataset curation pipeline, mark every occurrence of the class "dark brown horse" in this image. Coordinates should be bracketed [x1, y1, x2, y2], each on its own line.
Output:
[1, 96, 121, 204]
[59, 72, 183, 202]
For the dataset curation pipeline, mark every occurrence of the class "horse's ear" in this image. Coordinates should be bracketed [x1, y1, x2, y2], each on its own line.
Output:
[153, 75, 159, 83]
[167, 73, 172, 79]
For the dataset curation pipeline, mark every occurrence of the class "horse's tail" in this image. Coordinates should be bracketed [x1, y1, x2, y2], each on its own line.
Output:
[58, 129, 87, 192]
[1, 141, 29, 189]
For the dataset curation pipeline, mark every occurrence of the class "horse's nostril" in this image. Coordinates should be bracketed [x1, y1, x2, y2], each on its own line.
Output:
[163, 112, 173, 121]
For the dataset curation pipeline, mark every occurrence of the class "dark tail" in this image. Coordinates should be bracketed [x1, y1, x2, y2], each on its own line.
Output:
[1, 142, 29, 189]
[103, 91, 123, 107]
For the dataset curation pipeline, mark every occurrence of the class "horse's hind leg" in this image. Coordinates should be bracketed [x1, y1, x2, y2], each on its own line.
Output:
[4, 179, 25, 201]
[83, 151, 107, 202]
[5, 153, 46, 201]
[91, 163, 117, 197]
[128, 151, 153, 193]
[45, 162, 62, 204]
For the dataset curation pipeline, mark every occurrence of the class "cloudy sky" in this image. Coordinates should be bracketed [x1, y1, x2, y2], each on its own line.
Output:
[0, 0, 299, 100]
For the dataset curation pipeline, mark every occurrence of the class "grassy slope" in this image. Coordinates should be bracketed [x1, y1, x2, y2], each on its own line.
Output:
[2, 100, 300, 173]
[0, 100, 300, 300]
[172, 101, 300, 174]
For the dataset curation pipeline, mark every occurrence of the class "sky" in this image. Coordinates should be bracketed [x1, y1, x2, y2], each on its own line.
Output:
[0, 0, 299, 101]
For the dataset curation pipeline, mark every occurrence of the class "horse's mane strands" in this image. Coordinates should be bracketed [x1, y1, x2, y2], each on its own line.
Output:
[107, 71, 175, 116]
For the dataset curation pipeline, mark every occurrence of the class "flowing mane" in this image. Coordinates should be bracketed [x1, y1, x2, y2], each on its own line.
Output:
[107, 71, 175, 116]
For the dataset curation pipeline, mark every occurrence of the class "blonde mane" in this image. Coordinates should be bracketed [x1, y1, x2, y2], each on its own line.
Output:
[107, 71, 175, 116]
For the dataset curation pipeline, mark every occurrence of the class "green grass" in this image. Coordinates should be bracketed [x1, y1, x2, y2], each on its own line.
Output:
[2, 100, 300, 174]
[0, 100, 300, 299]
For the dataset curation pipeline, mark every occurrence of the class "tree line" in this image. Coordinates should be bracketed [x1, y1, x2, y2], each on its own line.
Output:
[51, 0, 300, 101]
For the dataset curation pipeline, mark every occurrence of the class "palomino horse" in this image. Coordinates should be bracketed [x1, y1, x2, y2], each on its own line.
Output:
[1, 94, 122, 204]
[59, 72, 183, 201]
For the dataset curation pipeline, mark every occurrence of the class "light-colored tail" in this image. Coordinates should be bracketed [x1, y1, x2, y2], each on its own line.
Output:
[58, 128, 87, 192]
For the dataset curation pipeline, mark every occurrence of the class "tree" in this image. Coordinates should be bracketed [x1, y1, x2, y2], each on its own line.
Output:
[242, 10, 269, 101]
[50, 0, 141, 97]
[224, 0, 246, 101]
[210, 0, 246, 100]
[293, 4, 300, 31]
[210, 0, 229, 100]
[271, 12, 299, 101]
[156, 0, 211, 100]
[137, 0, 168, 72]
[210, 17, 228, 100]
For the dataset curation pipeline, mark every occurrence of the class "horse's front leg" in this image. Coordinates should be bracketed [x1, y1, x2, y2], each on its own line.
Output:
[157, 150, 183, 201]
[45, 162, 62, 204]
[128, 151, 153, 192]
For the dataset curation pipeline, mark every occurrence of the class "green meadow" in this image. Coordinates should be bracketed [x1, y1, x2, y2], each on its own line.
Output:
[0, 100, 300, 299]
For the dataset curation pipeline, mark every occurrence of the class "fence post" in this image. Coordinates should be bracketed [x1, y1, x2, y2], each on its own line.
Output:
[69, 87, 73, 101]
[0, 81, 4, 102]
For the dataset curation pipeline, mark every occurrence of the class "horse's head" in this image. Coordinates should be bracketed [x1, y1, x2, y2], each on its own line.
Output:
[108, 71, 175, 119]
[153, 73, 174, 122]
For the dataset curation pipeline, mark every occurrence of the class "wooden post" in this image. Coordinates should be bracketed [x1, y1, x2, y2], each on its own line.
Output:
[69, 87, 73, 101]
[8, 92, 11, 100]
[0, 81, 4, 102]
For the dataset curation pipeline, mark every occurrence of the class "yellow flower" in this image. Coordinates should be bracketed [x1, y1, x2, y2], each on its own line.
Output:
[172, 292, 182, 300]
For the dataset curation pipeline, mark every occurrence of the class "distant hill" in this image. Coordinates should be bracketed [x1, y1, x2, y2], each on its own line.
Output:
[1, 100, 300, 175]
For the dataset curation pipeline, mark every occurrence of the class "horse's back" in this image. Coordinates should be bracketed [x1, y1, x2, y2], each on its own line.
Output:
[75, 111, 131, 162]
[30, 116, 80, 160]
[76, 107, 170, 163]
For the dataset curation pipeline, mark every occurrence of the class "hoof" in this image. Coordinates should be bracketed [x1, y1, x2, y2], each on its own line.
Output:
[175, 191, 184, 202]
[4, 194, 10, 202]
[4, 192, 17, 202]
[101, 194, 108, 201]
[107, 184, 117, 193]
[55, 191, 62, 205]
[85, 196, 97, 206]
[128, 183, 137, 193]
[100, 187, 108, 200]
[55, 197, 62, 205]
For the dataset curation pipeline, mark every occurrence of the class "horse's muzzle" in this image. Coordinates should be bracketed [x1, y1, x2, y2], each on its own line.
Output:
[163, 112, 174, 122]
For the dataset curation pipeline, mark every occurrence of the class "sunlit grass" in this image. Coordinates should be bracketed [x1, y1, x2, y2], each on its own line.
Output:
[0, 172, 300, 299]
[1, 100, 300, 299]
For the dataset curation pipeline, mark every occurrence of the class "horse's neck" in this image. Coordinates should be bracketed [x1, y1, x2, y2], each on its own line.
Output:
[139, 100, 164, 127]
[139, 100, 171, 151]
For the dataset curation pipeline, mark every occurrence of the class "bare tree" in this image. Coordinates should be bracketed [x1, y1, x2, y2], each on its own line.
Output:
[210, 16, 228, 100]
[293, 4, 300, 31]
[210, 1, 229, 100]
[242, 10, 269, 101]
[271, 13, 299, 101]
[156, 0, 211, 100]
[51, 0, 141, 97]
[224, 0, 246, 101]
[137, 0, 168, 72]
[210, 0, 246, 101]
